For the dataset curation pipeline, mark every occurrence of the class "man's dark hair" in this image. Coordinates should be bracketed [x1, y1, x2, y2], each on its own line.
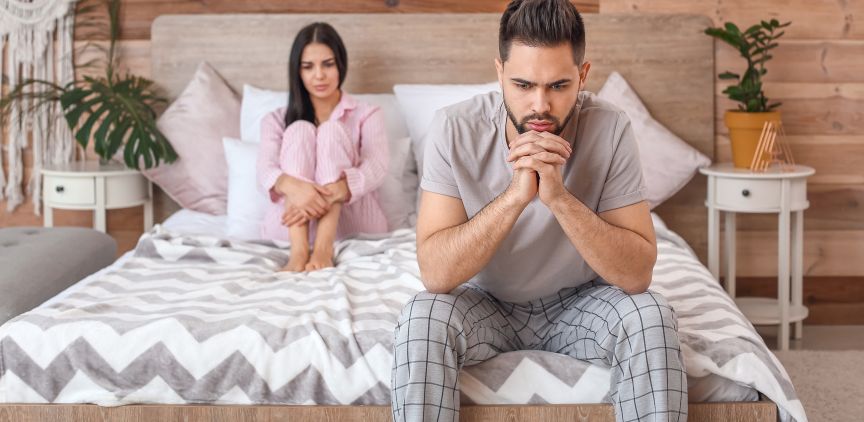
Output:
[498, 0, 586, 64]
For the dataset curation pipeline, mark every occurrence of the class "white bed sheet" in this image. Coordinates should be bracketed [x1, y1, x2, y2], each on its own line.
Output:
[161, 209, 229, 238]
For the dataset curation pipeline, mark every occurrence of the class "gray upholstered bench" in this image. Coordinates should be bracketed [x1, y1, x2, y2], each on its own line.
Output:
[0, 227, 116, 324]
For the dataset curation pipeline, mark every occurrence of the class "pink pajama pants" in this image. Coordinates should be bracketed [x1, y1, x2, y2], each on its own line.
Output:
[260, 120, 387, 242]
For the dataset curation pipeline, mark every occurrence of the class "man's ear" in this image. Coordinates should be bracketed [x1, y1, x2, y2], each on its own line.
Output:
[495, 58, 504, 87]
[579, 61, 592, 91]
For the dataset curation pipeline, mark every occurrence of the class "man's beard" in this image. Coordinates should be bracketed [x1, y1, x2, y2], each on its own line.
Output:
[503, 98, 577, 136]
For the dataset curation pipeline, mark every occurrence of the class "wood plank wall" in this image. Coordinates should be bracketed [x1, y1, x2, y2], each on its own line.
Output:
[2, 0, 862, 281]
[600, 1, 864, 280]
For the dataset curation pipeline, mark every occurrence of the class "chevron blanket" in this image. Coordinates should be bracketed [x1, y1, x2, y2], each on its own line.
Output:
[0, 223, 805, 421]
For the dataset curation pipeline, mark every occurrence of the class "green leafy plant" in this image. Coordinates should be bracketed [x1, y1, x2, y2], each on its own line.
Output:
[704, 19, 791, 112]
[0, 0, 176, 169]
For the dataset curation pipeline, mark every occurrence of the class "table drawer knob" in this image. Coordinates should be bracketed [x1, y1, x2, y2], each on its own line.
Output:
[55, 185, 65, 194]
[741, 189, 750, 197]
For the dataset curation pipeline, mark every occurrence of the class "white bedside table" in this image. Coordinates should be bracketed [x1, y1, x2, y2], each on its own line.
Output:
[699, 163, 815, 350]
[41, 161, 153, 233]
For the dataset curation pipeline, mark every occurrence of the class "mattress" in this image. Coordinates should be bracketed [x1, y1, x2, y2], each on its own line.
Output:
[0, 211, 806, 422]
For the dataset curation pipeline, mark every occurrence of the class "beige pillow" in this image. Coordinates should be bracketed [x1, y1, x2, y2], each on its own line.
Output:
[597, 72, 711, 209]
[142, 62, 240, 215]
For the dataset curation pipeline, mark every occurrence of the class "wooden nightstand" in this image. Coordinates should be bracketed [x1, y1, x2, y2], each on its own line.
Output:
[700, 163, 815, 350]
[41, 161, 153, 233]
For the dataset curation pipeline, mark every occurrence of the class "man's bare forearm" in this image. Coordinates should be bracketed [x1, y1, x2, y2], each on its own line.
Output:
[549, 194, 656, 294]
[418, 192, 526, 293]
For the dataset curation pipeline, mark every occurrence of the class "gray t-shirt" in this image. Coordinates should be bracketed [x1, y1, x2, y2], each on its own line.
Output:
[420, 90, 645, 302]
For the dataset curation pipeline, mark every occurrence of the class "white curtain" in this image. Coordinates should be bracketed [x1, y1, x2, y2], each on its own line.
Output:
[1, 0, 77, 214]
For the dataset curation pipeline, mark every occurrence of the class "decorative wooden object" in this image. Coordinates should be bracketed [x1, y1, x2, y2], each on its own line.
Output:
[750, 120, 796, 172]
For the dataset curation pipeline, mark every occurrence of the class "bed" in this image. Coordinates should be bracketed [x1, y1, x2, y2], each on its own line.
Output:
[0, 13, 806, 422]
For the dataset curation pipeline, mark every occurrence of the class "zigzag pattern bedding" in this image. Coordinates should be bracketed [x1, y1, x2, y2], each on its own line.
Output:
[0, 222, 805, 422]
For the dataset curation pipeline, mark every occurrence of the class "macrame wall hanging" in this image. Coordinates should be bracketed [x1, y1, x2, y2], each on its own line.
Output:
[1, 0, 77, 214]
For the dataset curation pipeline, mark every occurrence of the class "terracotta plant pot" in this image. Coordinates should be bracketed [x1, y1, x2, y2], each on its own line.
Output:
[724, 110, 782, 168]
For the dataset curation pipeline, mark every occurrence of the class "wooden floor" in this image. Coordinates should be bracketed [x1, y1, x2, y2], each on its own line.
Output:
[759, 324, 864, 351]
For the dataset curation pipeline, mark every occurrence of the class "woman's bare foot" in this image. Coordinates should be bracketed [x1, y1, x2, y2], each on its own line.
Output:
[305, 246, 334, 271]
[305, 201, 340, 272]
[280, 248, 310, 272]
[281, 221, 311, 272]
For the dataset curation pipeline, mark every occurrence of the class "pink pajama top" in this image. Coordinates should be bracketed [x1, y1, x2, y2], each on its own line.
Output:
[256, 92, 389, 241]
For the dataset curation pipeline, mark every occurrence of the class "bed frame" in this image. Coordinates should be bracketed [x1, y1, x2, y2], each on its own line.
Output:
[1, 12, 780, 422]
[0, 401, 777, 421]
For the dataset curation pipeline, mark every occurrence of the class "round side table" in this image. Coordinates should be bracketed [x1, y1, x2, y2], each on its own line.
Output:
[699, 163, 815, 351]
[41, 161, 153, 233]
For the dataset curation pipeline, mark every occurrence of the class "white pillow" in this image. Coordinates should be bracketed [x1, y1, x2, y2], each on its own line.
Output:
[352, 93, 411, 143]
[597, 72, 711, 209]
[223, 137, 269, 240]
[393, 82, 500, 172]
[240, 84, 288, 143]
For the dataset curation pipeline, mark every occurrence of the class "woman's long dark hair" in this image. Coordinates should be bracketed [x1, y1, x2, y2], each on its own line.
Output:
[284, 23, 348, 127]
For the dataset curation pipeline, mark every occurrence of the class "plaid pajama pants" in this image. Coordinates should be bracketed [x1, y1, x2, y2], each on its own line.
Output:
[390, 279, 688, 422]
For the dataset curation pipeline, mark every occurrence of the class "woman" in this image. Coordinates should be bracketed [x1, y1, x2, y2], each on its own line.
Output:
[257, 22, 389, 272]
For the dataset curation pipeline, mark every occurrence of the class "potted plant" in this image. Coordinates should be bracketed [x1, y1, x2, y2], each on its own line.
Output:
[0, 0, 176, 170]
[705, 19, 790, 168]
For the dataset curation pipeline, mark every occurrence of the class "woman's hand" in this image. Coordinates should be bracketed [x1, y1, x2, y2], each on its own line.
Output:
[281, 176, 349, 227]
[277, 174, 332, 219]
[281, 205, 308, 227]
[323, 176, 351, 205]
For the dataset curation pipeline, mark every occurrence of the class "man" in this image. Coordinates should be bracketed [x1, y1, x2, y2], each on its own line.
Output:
[390, 1, 687, 421]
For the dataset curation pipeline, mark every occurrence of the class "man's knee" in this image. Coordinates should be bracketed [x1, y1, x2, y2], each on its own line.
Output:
[394, 291, 466, 343]
[615, 290, 678, 335]
[396, 291, 464, 326]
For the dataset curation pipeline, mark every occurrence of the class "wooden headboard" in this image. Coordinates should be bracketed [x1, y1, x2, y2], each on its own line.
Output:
[150, 13, 715, 261]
